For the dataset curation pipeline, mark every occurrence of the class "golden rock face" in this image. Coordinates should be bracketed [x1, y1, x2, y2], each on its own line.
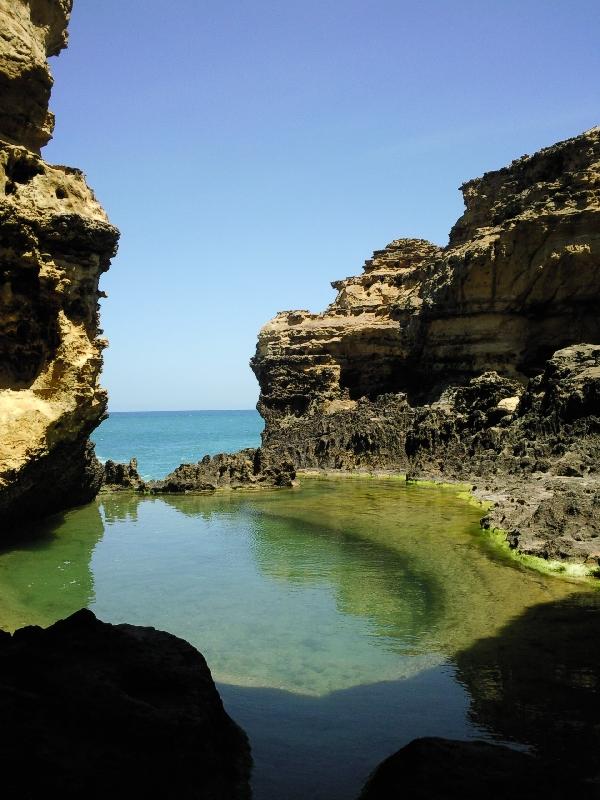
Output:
[0, 0, 72, 152]
[253, 127, 600, 420]
[0, 0, 119, 524]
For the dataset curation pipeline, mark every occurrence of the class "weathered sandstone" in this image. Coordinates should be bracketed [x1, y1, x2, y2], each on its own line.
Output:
[0, 0, 119, 526]
[0, 609, 252, 798]
[252, 127, 600, 566]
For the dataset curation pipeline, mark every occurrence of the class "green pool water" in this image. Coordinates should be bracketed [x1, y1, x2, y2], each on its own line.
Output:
[0, 477, 595, 798]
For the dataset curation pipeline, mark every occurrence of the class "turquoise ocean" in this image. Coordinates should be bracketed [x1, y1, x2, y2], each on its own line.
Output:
[92, 409, 264, 479]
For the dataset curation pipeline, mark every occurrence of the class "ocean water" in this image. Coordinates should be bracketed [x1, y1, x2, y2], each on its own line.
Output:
[92, 409, 263, 479]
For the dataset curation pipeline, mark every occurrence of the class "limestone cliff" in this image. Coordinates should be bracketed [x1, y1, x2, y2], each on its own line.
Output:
[0, 0, 119, 524]
[252, 127, 600, 565]
[254, 127, 600, 420]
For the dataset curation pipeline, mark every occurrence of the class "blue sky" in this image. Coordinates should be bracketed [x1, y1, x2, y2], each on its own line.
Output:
[45, 0, 599, 410]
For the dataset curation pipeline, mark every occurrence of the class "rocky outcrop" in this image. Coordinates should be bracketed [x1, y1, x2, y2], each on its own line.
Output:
[357, 737, 594, 799]
[0, 609, 252, 799]
[407, 345, 600, 562]
[0, 0, 72, 153]
[0, 1, 119, 526]
[251, 127, 600, 566]
[148, 448, 295, 492]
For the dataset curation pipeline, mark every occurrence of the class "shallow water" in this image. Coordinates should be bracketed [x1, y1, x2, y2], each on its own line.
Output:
[0, 477, 594, 798]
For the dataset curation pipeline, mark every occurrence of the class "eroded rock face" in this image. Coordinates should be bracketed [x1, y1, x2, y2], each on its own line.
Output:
[0, 609, 252, 799]
[357, 737, 594, 800]
[408, 345, 600, 562]
[0, 1, 119, 525]
[254, 127, 600, 423]
[252, 128, 600, 565]
[148, 448, 295, 493]
[0, 0, 72, 152]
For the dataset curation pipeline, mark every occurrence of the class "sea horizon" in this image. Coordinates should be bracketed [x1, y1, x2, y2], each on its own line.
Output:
[106, 408, 259, 414]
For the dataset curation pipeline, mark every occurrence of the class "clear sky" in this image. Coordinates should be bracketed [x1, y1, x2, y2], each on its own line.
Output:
[44, 0, 599, 411]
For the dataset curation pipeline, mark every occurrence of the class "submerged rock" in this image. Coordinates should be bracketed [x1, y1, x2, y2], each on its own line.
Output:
[0, 0, 119, 528]
[357, 737, 594, 799]
[0, 609, 252, 799]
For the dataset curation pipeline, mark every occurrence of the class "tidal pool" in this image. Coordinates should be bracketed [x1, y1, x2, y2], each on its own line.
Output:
[0, 477, 595, 799]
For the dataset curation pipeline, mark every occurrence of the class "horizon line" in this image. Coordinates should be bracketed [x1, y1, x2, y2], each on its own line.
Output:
[106, 408, 259, 414]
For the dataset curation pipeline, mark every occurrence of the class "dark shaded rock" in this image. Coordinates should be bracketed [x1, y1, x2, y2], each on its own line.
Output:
[0, 609, 252, 799]
[149, 447, 295, 493]
[0, 438, 103, 526]
[357, 737, 594, 799]
[103, 457, 146, 491]
[249, 128, 600, 566]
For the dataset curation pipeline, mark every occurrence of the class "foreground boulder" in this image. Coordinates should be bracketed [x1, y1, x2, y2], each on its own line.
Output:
[0, 0, 119, 528]
[358, 737, 594, 799]
[0, 609, 251, 799]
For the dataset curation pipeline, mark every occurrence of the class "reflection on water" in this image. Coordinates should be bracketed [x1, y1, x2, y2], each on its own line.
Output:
[456, 592, 600, 782]
[0, 503, 103, 629]
[0, 477, 596, 799]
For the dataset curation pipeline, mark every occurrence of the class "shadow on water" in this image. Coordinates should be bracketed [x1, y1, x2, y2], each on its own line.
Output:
[454, 591, 600, 783]
[219, 664, 479, 800]
[0, 502, 104, 631]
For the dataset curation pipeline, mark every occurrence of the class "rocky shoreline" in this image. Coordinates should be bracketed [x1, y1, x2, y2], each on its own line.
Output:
[106, 340, 600, 573]
[243, 126, 600, 570]
[1, 3, 599, 797]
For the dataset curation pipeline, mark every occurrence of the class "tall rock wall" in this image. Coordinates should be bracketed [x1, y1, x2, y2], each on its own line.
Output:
[0, 0, 119, 525]
[253, 127, 600, 425]
[252, 128, 600, 564]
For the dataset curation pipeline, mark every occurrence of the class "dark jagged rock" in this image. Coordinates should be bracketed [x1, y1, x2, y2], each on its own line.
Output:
[407, 344, 600, 562]
[0, 609, 252, 799]
[357, 737, 595, 799]
[455, 594, 600, 785]
[148, 448, 295, 493]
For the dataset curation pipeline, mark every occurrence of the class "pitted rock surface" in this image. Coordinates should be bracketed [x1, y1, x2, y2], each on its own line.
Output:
[0, 0, 119, 526]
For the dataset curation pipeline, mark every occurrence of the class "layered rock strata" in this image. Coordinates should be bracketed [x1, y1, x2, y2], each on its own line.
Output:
[0, 609, 251, 798]
[252, 127, 600, 565]
[0, 0, 119, 525]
